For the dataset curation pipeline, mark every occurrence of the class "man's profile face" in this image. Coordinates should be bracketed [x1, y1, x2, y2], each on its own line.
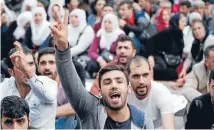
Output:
[1, 115, 29, 129]
[180, 5, 189, 16]
[119, 4, 132, 19]
[209, 79, 214, 103]
[9, 54, 35, 87]
[100, 70, 130, 111]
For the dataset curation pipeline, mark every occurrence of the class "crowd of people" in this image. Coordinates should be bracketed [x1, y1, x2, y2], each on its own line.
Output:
[1, 0, 214, 129]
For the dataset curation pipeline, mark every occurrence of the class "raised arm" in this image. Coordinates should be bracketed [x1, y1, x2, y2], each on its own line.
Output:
[49, 10, 97, 120]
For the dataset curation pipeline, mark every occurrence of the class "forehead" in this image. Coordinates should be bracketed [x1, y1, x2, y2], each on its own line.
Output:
[101, 70, 126, 80]
[39, 54, 55, 62]
[97, 0, 106, 4]
[193, 22, 204, 28]
[130, 60, 150, 74]
[120, 4, 129, 8]
[2, 115, 28, 120]
[104, 6, 113, 10]
[208, 51, 214, 57]
[117, 41, 133, 48]
[25, 54, 34, 62]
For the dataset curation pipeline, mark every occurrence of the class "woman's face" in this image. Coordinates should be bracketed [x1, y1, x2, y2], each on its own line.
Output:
[34, 12, 43, 24]
[71, 0, 79, 9]
[193, 22, 206, 40]
[95, 0, 106, 14]
[71, 14, 79, 27]
[179, 15, 187, 31]
[52, 5, 60, 20]
[104, 19, 112, 32]
[162, 10, 170, 23]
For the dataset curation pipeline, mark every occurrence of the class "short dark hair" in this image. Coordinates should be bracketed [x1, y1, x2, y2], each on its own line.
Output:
[127, 56, 151, 74]
[117, 35, 136, 49]
[6, 46, 32, 69]
[118, 0, 133, 9]
[1, 96, 30, 118]
[98, 65, 129, 88]
[103, 3, 114, 9]
[180, 0, 191, 8]
[209, 69, 214, 83]
[37, 47, 55, 63]
[204, 45, 214, 58]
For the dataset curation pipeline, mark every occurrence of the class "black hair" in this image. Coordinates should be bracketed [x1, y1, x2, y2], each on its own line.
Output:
[1, 96, 30, 118]
[127, 56, 151, 74]
[117, 35, 136, 49]
[37, 47, 55, 64]
[209, 69, 214, 83]
[204, 45, 214, 58]
[118, 0, 133, 9]
[6, 46, 32, 69]
[103, 3, 114, 9]
[64, 0, 71, 8]
[98, 65, 129, 88]
[91, 0, 107, 15]
[180, 0, 191, 8]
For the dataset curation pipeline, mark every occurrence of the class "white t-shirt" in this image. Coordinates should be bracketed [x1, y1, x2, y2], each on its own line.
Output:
[128, 81, 174, 128]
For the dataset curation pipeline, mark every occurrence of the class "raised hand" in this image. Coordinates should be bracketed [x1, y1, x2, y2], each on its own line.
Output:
[10, 41, 34, 78]
[49, 9, 69, 51]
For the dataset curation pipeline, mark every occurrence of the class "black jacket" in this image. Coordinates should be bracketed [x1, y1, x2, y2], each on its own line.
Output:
[185, 93, 214, 129]
[146, 13, 184, 57]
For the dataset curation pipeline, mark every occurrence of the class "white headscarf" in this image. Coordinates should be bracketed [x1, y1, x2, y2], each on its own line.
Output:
[31, 7, 51, 46]
[13, 11, 32, 40]
[47, 3, 64, 23]
[1, 0, 16, 24]
[67, 9, 87, 46]
[97, 14, 125, 50]
[21, 0, 37, 13]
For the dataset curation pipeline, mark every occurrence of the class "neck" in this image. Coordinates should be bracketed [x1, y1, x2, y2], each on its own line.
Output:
[16, 81, 31, 99]
[128, 11, 134, 19]
[55, 75, 60, 86]
[145, 3, 151, 12]
[106, 104, 130, 122]
[211, 97, 214, 104]
[97, 12, 102, 17]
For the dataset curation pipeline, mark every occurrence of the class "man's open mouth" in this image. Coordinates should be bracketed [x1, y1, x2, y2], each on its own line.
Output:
[109, 92, 121, 99]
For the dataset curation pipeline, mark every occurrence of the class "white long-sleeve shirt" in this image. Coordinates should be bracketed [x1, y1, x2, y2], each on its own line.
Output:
[0, 75, 57, 129]
[69, 26, 95, 56]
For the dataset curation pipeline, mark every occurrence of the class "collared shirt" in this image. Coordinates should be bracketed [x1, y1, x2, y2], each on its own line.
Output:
[0, 75, 57, 129]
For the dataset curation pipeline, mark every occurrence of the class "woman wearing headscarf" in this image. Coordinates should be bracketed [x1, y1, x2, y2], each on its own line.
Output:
[47, 3, 64, 23]
[87, 13, 125, 77]
[2, 11, 32, 59]
[156, 8, 170, 31]
[183, 12, 202, 57]
[23, 7, 51, 51]
[21, 0, 37, 12]
[180, 20, 214, 78]
[147, 13, 187, 80]
[68, 9, 94, 57]
[7, 11, 32, 42]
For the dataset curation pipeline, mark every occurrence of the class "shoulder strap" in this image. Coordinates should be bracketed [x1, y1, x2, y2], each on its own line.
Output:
[76, 25, 88, 45]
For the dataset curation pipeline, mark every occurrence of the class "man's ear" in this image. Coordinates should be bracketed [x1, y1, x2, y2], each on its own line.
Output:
[128, 83, 132, 94]
[8, 68, 14, 76]
[205, 58, 208, 67]
[132, 49, 137, 57]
